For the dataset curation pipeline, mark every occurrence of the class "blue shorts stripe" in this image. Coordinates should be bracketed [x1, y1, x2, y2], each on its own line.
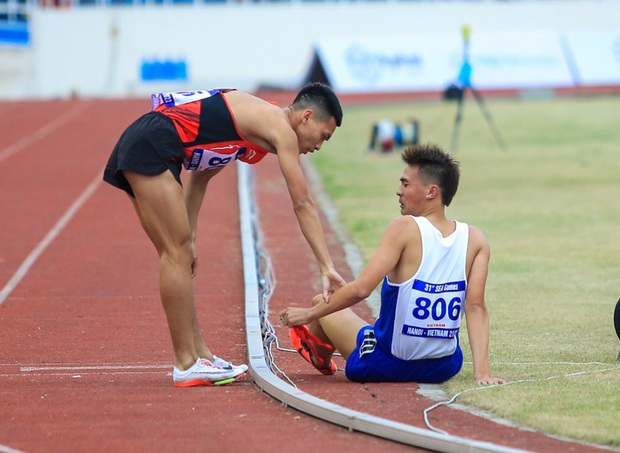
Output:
[345, 326, 463, 383]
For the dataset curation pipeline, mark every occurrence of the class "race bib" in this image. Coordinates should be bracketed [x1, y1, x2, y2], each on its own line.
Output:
[151, 90, 218, 110]
[401, 279, 465, 339]
[184, 146, 247, 171]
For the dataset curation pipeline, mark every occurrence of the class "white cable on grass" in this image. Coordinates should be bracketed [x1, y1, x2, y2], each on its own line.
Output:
[461, 361, 610, 366]
[423, 365, 620, 435]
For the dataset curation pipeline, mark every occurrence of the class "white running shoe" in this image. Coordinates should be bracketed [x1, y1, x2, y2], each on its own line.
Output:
[173, 358, 245, 387]
[211, 355, 249, 374]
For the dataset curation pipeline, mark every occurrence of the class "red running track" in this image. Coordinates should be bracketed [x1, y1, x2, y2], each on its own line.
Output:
[0, 99, 418, 453]
[0, 98, 613, 453]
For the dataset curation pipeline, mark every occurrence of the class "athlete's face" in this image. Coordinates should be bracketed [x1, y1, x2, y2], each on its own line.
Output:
[297, 110, 337, 155]
[396, 165, 431, 216]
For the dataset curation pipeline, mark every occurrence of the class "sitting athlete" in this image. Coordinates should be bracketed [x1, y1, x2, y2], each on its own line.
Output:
[280, 143, 505, 385]
[103, 83, 345, 387]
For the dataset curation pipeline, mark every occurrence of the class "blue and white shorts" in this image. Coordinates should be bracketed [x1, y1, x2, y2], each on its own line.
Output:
[345, 326, 463, 383]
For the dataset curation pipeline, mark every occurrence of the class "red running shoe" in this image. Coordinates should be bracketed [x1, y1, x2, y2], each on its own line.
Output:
[289, 325, 337, 375]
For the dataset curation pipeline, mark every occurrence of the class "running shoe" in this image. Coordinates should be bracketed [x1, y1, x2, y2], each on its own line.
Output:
[211, 355, 249, 374]
[173, 358, 246, 387]
[289, 325, 337, 375]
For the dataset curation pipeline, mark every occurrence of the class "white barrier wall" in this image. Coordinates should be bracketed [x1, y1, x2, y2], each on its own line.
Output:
[1, 0, 620, 99]
[313, 31, 578, 93]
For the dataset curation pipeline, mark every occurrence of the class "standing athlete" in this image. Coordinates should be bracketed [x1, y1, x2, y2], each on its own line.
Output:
[280, 143, 505, 386]
[103, 83, 345, 387]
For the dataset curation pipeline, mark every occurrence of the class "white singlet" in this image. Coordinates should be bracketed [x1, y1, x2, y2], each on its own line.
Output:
[374, 216, 469, 360]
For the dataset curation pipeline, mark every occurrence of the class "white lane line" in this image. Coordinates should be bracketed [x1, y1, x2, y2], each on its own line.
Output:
[0, 445, 26, 453]
[0, 102, 90, 164]
[0, 364, 171, 378]
[20, 365, 169, 372]
[0, 174, 102, 306]
[1, 372, 168, 378]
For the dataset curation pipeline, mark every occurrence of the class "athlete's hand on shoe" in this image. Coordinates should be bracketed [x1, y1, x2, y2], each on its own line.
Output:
[475, 376, 506, 386]
[279, 307, 311, 327]
[321, 268, 345, 303]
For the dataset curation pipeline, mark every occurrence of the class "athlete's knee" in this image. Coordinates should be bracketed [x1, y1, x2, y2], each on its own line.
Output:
[160, 238, 194, 268]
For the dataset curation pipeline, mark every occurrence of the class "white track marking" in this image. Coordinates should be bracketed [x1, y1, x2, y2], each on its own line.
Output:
[0, 174, 101, 306]
[0, 103, 90, 164]
[0, 102, 104, 453]
[20, 365, 169, 372]
[0, 363, 171, 379]
[0, 445, 26, 453]
[0, 372, 168, 378]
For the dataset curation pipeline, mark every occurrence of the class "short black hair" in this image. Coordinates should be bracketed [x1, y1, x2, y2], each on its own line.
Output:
[401, 143, 461, 206]
[291, 82, 343, 127]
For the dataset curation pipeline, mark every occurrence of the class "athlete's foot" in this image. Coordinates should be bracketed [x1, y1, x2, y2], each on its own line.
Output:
[289, 325, 336, 375]
[307, 325, 335, 366]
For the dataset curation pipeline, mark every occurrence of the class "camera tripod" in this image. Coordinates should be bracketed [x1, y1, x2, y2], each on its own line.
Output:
[448, 26, 506, 152]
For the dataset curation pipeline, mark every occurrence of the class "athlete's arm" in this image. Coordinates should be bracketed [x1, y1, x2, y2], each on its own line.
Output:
[230, 93, 343, 300]
[464, 227, 506, 385]
[266, 116, 345, 301]
[184, 167, 224, 275]
[282, 217, 413, 325]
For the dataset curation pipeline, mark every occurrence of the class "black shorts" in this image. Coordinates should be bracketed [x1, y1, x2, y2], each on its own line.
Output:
[103, 111, 184, 197]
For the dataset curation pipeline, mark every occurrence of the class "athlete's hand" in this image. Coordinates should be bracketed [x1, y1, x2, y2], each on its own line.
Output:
[475, 376, 506, 386]
[279, 307, 311, 327]
[321, 268, 346, 303]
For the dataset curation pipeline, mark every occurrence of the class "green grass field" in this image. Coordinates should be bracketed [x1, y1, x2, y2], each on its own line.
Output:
[310, 94, 620, 447]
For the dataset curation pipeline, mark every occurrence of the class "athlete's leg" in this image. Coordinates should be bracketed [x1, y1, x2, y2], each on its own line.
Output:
[308, 295, 369, 361]
[191, 314, 214, 361]
[182, 168, 229, 362]
[124, 170, 203, 370]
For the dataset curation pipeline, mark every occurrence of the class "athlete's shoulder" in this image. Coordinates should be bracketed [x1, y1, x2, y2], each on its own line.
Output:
[224, 90, 283, 118]
[223, 89, 275, 104]
[467, 224, 487, 241]
[389, 215, 418, 229]
[467, 224, 490, 254]
[383, 216, 420, 241]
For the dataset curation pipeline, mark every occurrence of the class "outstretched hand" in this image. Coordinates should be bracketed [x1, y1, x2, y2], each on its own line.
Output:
[475, 376, 506, 386]
[321, 268, 346, 303]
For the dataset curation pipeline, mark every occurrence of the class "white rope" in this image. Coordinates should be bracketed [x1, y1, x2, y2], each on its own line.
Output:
[423, 364, 620, 435]
[465, 361, 610, 366]
[244, 169, 300, 388]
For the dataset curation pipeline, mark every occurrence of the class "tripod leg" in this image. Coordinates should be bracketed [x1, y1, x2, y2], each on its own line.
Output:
[470, 87, 506, 150]
[450, 92, 465, 151]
